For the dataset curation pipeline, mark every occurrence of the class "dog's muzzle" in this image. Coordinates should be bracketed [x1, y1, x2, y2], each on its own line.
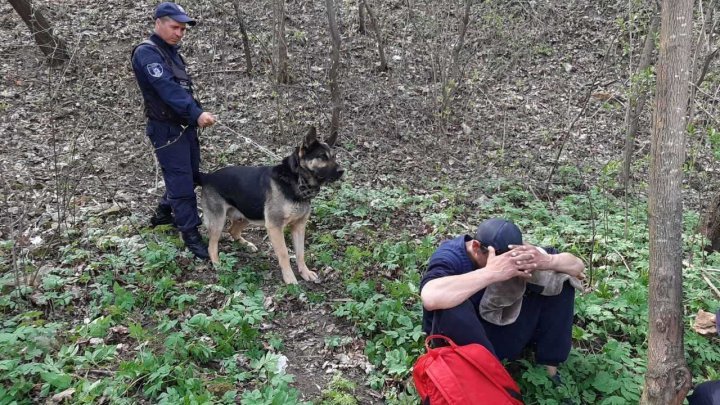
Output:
[317, 168, 344, 183]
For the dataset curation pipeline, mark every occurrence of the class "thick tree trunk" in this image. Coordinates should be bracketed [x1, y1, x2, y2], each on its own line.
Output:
[642, 0, 694, 403]
[9, 0, 68, 66]
[325, 0, 342, 141]
[233, 1, 253, 75]
[273, 0, 290, 84]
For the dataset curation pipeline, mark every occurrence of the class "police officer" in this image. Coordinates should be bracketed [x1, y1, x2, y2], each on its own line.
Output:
[132, 2, 216, 259]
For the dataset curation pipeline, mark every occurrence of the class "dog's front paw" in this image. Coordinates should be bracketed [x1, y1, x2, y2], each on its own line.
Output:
[300, 269, 319, 283]
[245, 242, 259, 252]
[282, 272, 299, 285]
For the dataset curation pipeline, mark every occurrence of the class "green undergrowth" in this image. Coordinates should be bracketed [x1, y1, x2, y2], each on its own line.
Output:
[0, 226, 308, 404]
[2, 174, 720, 404]
[306, 177, 720, 404]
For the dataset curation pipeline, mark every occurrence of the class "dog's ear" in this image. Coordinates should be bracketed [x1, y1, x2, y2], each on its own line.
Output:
[303, 126, 318, 148]
[326, 129, 338, 147]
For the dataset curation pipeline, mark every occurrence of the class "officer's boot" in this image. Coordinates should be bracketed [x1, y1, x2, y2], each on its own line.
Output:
[150, 204, 174, 227]
[182, 228, 209, 260]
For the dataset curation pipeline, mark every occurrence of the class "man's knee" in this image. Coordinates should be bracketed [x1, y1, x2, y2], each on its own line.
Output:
[429, 301, 496, 353]
[161, 161, 197, 199]
[533, 283, 576, 365]
[548, 281, 576, 310]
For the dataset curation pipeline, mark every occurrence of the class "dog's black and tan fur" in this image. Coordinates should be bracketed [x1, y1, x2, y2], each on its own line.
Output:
[199, 126, 343, 284]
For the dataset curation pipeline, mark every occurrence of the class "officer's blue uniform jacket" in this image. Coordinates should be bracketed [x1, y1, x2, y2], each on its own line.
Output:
[132, 33, 204, 232]
[132, 33, 203, 125]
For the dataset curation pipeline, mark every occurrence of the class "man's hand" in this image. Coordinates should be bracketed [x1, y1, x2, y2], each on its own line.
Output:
[484, 246, 534, 282]
[508, 244, 586, 279]
[197, 112, 217, 128]
[508, 244, 553, 269]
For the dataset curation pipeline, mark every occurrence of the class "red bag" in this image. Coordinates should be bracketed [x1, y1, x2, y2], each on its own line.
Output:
[412, 335, 523, 405]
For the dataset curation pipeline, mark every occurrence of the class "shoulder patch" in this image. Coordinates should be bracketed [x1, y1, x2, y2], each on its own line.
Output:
[146, 63, 164, 78]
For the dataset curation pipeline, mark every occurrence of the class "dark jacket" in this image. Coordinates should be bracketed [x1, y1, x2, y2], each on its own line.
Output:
[131, 34, 203, 125]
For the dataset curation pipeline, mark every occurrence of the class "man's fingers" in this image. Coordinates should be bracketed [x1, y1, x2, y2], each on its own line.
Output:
[198, 112, 217, 128]
[512, 253, 534, 262]
[487, 246, 496, 257]
[516, 270, 532, 279]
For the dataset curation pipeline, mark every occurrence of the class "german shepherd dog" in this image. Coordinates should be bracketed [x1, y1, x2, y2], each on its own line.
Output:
[199, 126, 343, 284]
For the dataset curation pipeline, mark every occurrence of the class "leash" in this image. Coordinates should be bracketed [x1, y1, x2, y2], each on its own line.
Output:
[215, 120, 281, 160]
[153, 124, 190, 151]
[151, 121, 282, 162]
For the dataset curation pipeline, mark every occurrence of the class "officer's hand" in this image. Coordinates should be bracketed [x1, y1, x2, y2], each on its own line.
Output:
[485, 246, 533, 282]
[197, 112, 217, 128]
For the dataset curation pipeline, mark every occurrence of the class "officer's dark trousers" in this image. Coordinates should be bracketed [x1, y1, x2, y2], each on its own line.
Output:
[147, 120, 201, 233]
[430, 281, 575, 366]
[688, 380, 720, 405]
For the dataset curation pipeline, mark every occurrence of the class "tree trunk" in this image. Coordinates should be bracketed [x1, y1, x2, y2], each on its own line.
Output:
[642, 0, 694, 403]
[358, 1, 366, 35]
[361, 0, 387, 72]
[621, 13, 659, 190]
[8, 0, 68, 66]
[233, 1, 253, 75]
[325, 0, 343, 141]
[440, 0, 471, 116]
[688, 1, 718, 124]
[449, 0, 471, 84]
[701, 192, 720, 252]
[273, 0, 290, 84]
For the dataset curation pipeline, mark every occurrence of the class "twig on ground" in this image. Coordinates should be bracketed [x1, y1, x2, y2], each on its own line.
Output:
[610, 247, 632, 274]
[700, 270, 720, 299]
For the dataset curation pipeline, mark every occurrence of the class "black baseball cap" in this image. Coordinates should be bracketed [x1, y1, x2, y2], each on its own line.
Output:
[154, 2, 196, 26]
[475, 218, 523, 254]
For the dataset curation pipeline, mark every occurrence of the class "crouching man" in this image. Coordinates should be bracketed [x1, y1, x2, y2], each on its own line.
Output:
[420, 218, 585, 380]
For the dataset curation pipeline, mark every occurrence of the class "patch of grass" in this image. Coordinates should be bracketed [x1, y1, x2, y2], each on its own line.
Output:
[320, 373, 358, 405]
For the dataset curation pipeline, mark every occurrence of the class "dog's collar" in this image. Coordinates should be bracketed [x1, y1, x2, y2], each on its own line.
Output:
[297, 170, 321, 200]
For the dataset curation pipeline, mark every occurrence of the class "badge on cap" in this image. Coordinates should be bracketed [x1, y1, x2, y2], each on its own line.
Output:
[147, 63, 164, 78]
[177, 4, 185, 13]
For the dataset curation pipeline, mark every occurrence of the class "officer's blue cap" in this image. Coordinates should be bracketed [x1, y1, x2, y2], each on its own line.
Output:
[154, 2, 196, 26]
[475, 218, 523, 254]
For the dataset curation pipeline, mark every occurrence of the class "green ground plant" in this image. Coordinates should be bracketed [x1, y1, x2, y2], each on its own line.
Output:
[309, 178, 720, 404]
[0, 224, 304, 404]
[2, 175, 720, 403]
